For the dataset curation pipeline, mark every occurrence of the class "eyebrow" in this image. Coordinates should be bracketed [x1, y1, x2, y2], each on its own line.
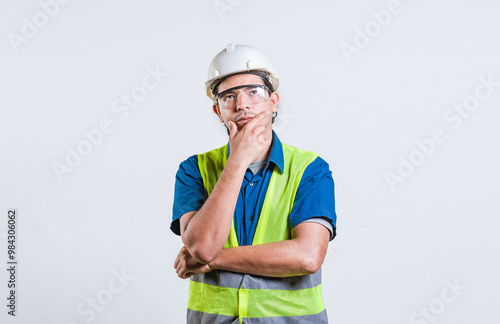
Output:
[219, 85, 264, 97]
[220, 88, 238, 95]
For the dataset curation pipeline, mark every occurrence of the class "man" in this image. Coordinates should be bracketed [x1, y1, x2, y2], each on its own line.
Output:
[172, 44, 337, 323]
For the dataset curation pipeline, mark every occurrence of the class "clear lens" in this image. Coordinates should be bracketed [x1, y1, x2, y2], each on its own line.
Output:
[217, 85, 270, 108]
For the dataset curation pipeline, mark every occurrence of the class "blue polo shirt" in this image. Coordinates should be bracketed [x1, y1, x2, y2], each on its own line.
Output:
[171, 131, 337, 246]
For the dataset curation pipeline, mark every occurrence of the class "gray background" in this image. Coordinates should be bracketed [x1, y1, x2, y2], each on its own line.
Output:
[1, 0, 499, 323]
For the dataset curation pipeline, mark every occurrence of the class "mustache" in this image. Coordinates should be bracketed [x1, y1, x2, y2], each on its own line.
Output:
[235, 114, 256, 122]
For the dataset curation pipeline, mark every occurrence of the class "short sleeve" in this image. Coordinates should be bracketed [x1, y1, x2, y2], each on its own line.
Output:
[288, 157, 337, 239]
[302, 217, 336, 241]
[171, 155, 208, 236]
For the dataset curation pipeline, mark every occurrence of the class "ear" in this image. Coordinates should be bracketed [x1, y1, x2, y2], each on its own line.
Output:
[212, 103, 224, 123]
[270, 92, 279, 113]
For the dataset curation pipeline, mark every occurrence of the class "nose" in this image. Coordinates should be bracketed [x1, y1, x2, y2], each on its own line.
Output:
[235, 92, 250, 111]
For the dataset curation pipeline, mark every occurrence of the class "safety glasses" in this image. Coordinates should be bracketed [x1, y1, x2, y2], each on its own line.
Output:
[216, 84, 271, 109]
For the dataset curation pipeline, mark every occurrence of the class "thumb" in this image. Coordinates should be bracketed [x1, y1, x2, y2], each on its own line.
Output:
[228, 121, 237, 139]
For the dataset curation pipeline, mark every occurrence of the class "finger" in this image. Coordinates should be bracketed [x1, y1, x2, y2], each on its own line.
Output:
[173, 254, 180, 269]
[175, 256, 185, 274]
[245, 111, 269, 129]
[251, 114, 273, 133]
[252, 124, 267, 136]
[180, 267, 194, 279]
[228, 120, 238, 139]
[174, 246, 186, 268]
[176, 263, 184, 277]
[263, 111, 274, 129]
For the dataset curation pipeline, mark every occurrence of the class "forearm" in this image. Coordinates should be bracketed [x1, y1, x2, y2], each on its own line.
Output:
[182, 158, 246, 263]
[209, 237, 326, 277]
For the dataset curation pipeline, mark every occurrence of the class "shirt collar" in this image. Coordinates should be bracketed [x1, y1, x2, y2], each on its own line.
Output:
[226, 130, 284, 174]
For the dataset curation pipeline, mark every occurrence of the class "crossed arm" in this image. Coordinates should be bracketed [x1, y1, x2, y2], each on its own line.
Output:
[174, 218, 330, 279]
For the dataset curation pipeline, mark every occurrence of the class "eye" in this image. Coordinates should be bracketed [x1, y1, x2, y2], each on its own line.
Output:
[221, 94, 235, 102]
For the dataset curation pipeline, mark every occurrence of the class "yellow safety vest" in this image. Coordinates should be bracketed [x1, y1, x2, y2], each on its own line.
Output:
[188, 142, 328, 324]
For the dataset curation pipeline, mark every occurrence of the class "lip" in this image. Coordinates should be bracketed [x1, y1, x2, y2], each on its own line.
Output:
[236, 116, 254, 124]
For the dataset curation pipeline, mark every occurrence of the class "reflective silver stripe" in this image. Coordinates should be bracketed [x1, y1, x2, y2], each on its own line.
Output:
[241, 268, 322, 290]
[188, 309, 328, 324]
[192, 269, 322, 291]
[187, 309, 238, 324]
[191, 270, 244, 289]
[244, 309, 328, 323]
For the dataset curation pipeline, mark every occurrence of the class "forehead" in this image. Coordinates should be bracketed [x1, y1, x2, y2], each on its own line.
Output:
[218, 74, 264, 93]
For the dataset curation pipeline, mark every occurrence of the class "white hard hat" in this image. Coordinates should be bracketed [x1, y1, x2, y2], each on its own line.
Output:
[205, 44, 280, 101]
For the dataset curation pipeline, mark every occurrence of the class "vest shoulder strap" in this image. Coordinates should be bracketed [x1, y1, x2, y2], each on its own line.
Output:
[252, 143, 319, 245]
[197, 144, 228, 195]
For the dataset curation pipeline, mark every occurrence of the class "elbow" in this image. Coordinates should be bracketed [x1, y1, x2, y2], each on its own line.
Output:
[191, 246, 218, 264]
[182, 230, 224, 264]
[302, 252, 325, 274]
[303, 259, 321, 274]
[182, 236, 219, 264]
